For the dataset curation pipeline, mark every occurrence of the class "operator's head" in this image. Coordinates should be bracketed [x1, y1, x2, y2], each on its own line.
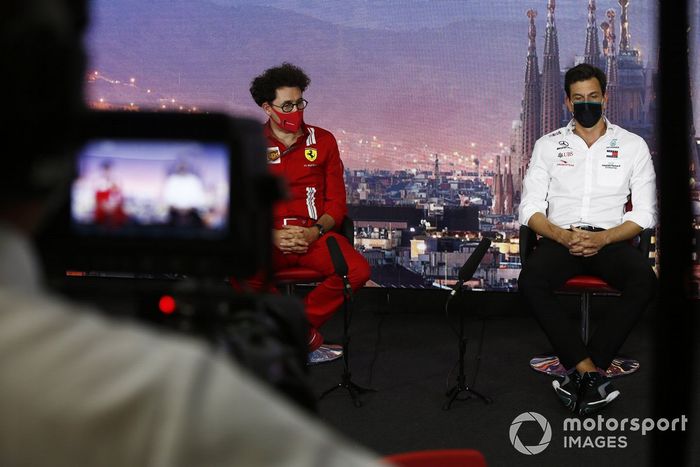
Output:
[250, 63, 310, 134]
[564, 63, 608, 129]
[1, 0, 87, 199]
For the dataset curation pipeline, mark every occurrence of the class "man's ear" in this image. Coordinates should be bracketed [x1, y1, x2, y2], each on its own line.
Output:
[565, 95, 573, 114]
[262, 102, 272, 116]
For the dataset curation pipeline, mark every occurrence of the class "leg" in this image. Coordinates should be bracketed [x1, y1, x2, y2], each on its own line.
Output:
[229, 249, 331, 355]
[585, 242, 657, 369]
[297, 233, 370, 329]
[519, 238, 589, 370]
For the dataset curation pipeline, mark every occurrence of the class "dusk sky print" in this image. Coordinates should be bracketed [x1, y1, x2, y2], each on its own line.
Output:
[86, 0, 698, 170]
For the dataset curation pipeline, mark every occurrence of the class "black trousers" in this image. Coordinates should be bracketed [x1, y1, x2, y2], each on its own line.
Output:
[518, 237, 657, 370]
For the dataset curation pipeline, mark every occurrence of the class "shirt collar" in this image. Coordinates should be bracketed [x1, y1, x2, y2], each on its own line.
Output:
[565, 117, 617, 137]
[263, 120, 309, 149]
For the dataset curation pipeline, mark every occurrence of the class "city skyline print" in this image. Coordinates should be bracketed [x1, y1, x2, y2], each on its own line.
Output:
[85, 0, 699, 291]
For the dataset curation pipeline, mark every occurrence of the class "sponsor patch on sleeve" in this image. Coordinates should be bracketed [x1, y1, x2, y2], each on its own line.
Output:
[267, 146, 281, 164]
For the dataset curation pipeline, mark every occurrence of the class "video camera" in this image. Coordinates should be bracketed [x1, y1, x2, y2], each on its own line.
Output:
[38, 110, 280, 280]
[35, 110, 316, 412]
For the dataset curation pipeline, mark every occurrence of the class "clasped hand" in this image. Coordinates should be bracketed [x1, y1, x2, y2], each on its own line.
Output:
[274, 225, 318, 254]
[566, 226, 607, 257]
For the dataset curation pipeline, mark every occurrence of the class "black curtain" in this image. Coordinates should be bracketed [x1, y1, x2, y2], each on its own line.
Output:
[653, 0, 696, 464]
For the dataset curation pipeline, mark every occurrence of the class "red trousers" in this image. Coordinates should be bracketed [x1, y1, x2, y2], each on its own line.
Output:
[241, 232, 371, 348]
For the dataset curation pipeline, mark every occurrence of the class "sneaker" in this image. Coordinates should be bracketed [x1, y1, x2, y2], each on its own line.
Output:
[320, 342, 343, 351]
[578, 372, 620, 416]
[552, 371, 581, 412]
[308, 345, 343, 365]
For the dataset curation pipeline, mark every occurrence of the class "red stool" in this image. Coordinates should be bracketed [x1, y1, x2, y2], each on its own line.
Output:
[274, 267, 325, 295]
[384, 449, 487, 467]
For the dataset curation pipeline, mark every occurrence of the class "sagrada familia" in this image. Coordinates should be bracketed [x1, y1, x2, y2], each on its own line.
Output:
[492, 0, 656, 215]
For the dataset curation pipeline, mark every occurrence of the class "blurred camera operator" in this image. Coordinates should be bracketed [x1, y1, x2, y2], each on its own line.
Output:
[0, 1, 382, 465]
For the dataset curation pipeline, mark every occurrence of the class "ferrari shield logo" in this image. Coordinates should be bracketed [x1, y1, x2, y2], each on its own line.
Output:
[304, 148, 318, 162]
[267, 147, 281, 164]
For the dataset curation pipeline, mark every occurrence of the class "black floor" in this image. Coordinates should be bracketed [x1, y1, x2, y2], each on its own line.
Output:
[306, 288, 700, 467]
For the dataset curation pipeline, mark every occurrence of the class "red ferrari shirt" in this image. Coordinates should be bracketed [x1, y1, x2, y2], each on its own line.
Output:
[263, 121, 347, 227]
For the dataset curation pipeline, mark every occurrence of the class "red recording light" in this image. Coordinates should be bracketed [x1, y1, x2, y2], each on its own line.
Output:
[158, 295, 176, 314]
[65, 270, 86, 277]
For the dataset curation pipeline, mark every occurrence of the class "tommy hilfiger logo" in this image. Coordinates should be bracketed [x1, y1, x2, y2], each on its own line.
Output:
[606, 149, 619, 158]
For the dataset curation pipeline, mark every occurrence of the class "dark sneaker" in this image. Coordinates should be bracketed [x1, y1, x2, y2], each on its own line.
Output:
[552, 371, 581, 412]
[307, 344, 343, 365]
[578, 372, 620, 416]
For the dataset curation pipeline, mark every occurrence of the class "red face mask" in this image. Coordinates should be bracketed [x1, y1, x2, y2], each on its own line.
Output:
[270, 107, 303, 133]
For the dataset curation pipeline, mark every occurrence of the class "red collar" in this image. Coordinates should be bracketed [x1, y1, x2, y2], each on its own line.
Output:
[263, 120, 309, 149]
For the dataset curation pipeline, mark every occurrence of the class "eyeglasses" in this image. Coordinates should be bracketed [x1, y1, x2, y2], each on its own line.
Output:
[271, 98, 308, 113]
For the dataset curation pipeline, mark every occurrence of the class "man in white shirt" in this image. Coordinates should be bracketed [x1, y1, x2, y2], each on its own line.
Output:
[0, 1, 383, 465]
[518, 64, 658, 416]
[163, 159, 208, 226]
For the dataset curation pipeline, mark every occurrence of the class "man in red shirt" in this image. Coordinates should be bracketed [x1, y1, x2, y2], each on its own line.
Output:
[249, 63, 371, 364]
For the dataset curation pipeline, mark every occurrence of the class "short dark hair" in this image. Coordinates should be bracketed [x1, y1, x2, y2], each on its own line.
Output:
[2, 0, 87, 197]
[250, 63, 311, 107]
[564, 63, 607, 97]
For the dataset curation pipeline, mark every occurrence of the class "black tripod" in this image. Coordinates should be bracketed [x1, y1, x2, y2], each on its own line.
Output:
[443, 290, 492, 410]
[442, 238, 492, 410]
[319, 237, 375, 407]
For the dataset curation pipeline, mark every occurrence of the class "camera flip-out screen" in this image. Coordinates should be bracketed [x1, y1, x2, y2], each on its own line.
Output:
[72, 140, 230, 239]
[38, 111, 277, 279]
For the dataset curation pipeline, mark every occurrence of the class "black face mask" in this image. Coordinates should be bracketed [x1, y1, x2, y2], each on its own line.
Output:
[573, 102, 603, 128]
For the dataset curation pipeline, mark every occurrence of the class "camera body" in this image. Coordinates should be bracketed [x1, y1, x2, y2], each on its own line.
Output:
[38, 110, 281, 280]
[37, 110, 315, 410]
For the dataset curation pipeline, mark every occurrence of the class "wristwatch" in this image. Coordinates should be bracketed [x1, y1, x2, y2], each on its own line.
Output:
[313, 223, 325, 238]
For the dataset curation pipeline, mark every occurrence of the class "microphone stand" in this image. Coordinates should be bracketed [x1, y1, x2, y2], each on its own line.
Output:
[443, 284, 492, 410]
[319, 273, 376, 407]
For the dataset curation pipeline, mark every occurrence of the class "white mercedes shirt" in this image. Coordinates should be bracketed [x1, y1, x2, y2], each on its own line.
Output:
[518, 119, 657, 230]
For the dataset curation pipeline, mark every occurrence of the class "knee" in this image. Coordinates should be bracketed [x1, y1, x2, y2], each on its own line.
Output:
[350, 255, 371, 287]
[517, 266, 540, 293]
[517, 270, 530, 291]
[627, 267, 658, 299]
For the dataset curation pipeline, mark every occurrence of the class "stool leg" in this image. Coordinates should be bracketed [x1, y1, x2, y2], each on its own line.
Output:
[581, 292, 590, 345]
